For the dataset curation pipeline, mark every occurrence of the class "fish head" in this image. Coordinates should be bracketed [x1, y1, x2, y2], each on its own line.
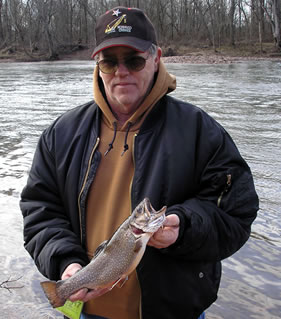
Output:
[130, 198, 166, 235]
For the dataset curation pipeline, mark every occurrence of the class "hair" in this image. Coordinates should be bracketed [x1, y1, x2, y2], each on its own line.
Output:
[148, 43, 158, 56]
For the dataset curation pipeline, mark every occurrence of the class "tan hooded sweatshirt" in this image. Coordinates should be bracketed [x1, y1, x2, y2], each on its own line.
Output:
[84, 60, 176, 318]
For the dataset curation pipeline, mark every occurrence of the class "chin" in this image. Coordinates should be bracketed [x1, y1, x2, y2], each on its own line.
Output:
[117, 97, 139, 109]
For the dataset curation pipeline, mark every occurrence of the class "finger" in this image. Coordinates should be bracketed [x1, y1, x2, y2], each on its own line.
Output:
[148, 225, 179, 248]
[83, 287, 112, 302]
[68, 288, 88, 302]
[148, 236, 169, 249]
[61, 263, 82, 280]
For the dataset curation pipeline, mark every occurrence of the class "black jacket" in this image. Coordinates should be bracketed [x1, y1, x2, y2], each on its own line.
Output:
[20, 96, 258, 319]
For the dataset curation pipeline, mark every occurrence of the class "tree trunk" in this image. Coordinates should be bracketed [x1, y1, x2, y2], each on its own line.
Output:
[250, 0, 257, 41]
[0, 0, 4, 43]
[83, 0, 88, 44]
[42, 0, 57, 59]
[170, 0, 174, 40]
[259, 21, 263, 52]
[272, 0, 281, 49]
[193, 0, 214, 47]
[206, 0, 217, 51]
[229, 0, 236, 46]
[257, 0, 263, 53]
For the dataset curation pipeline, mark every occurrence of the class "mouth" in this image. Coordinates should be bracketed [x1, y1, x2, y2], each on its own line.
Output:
[130, 214, 165, 235]
[130, 199, 167, 234]
[115, 82, 135, 88]
[131, 225, 145, 235]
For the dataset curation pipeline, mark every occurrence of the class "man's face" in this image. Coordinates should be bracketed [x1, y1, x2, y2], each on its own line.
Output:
[98, 46, 161, 123]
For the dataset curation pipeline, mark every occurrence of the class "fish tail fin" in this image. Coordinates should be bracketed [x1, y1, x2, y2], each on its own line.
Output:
[40, 280, 66, 308]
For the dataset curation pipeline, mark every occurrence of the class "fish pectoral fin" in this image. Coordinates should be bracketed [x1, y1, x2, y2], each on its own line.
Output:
[134, 238, 144, 253]
[112, 276, 129, 289]
[93, 240, 108, 258]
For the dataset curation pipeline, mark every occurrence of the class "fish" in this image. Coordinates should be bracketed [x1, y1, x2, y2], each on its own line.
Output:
[40, 197, 166, 308]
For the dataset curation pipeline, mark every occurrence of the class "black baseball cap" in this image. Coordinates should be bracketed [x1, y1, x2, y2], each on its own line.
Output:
[91, 7, 157, 58]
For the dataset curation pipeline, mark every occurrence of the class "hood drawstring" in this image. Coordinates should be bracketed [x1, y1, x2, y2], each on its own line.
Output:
[104, 121, 117, 156]
[104, 121, 133, 156]
[121, 122, 133, 156]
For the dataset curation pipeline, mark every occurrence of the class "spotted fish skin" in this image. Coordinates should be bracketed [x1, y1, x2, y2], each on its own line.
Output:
[41, 198, 166, 308]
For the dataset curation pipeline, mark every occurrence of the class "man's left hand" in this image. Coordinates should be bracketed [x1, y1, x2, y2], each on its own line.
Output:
[148, 214, 180, 249]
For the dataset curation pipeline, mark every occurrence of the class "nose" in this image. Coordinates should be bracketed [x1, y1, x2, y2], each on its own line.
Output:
[115, 62, 130, 75]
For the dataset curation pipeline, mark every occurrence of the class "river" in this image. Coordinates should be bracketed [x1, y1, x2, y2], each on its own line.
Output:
[0, 60, 280, 318]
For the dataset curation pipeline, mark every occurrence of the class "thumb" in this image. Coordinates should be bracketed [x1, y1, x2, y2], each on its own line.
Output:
[164, 214, 180, 227]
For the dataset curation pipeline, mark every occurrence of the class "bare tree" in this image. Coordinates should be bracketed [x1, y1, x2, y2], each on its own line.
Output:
[272, 0, 281, 48]
[7, 0, 37, 58]
[229, 0, 237, 46]
[0, 0, 4, 43]
[1, 0, 279, 59]
[38, 0, 57, 59]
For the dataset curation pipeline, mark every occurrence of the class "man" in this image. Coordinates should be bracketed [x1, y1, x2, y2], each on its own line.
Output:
[20, 7, 259, 319]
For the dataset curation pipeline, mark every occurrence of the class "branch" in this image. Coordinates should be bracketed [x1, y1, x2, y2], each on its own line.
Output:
[0, 276, 24, 293]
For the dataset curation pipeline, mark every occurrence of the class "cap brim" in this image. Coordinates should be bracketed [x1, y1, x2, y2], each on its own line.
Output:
[91, 36, 152, 58]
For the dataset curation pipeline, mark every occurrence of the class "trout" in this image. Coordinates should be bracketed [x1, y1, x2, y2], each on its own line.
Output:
[41, 198, 166, 308]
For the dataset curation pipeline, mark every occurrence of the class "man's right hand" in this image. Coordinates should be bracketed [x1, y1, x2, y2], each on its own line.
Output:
[61, 263, 112, 302]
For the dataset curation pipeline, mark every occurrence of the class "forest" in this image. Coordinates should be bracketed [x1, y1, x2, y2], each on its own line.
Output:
[0, 0, 280, 60]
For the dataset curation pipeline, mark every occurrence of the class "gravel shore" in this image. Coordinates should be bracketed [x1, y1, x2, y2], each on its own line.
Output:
[61, 47, 281, 64]
[161, 54, 281, 64]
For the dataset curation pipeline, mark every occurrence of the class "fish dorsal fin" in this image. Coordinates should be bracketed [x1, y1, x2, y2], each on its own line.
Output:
[93, 240, 108, 258]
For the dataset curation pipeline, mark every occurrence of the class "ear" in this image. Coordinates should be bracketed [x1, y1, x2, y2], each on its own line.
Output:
[154, 47, 162, 72]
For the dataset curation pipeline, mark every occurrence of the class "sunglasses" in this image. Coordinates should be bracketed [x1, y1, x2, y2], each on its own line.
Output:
[97, 55, 149, 74]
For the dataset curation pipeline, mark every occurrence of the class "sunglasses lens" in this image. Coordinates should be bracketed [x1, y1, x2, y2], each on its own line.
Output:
[98, 60, 117, 74]
[98, 56, 147, 74]
[125, 56, 146, 72]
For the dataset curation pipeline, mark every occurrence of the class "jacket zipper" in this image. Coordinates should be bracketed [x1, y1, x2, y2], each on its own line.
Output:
[217, 174, 232, 207]
[77, 137, 100, 243]
[130, 133, 143, 319]
[129, 133, 137, 214]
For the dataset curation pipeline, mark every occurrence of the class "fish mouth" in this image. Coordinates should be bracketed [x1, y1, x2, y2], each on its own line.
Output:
[141, 214, 165, 233]
[130, 198, 166, 234]
[131, 225, 145, 235]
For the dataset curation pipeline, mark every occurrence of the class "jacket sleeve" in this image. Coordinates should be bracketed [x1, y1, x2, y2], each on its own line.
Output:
[20, 130, 89, 280]
[164, 123, 259, 262]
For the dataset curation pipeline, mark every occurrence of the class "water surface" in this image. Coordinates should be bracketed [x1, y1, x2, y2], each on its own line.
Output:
[0, 60, 280, 318]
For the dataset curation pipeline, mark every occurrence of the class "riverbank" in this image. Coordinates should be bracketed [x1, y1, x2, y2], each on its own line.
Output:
[1, 43, 280, 64]
[54, 43, 281, 64]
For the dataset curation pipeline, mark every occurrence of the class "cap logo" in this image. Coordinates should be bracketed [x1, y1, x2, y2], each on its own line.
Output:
[112, 9, 121, 16]
[105, 10, 132, 34]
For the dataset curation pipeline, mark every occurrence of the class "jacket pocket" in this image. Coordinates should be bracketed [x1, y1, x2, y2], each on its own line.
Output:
[193, 261, 222, 310]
